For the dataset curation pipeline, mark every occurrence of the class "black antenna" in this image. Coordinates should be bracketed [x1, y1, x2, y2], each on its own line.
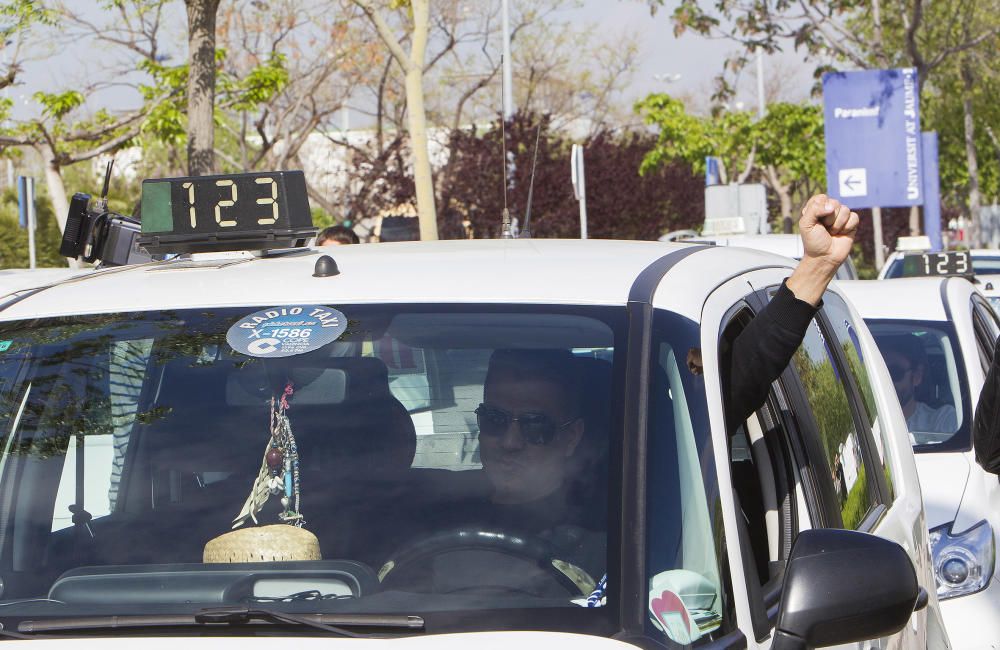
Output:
[95, 159, 114, 213]
[499, 55, 513, 238]
[522, 119, 542, 238]
[100, 160, 114, 199]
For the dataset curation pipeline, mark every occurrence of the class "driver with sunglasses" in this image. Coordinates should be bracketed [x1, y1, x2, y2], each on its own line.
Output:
[467, 195, 861, 599]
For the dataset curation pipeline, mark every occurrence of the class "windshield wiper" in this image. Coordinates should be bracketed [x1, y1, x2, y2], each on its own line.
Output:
[18, 606, 425, 636]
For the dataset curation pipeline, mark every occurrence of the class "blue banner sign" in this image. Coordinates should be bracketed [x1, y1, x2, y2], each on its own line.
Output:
[705, 156, 722, 186]
[823, 68, 922, 209]
[922, 132, 942, 251]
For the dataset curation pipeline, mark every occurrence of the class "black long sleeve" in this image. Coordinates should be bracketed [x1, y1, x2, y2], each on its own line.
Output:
[724, 280, 819, 430]
[974, 338, 1000, 474]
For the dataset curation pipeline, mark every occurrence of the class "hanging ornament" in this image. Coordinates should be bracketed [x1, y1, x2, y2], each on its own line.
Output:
[232, 381, 305, 529]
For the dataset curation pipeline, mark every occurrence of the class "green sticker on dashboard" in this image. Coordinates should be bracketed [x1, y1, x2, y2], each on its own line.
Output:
[0, 340, 12, 352]
[141, 181, 173, 234]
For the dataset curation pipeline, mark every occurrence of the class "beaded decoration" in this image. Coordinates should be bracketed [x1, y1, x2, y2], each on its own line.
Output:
[232, 382, 305, 529]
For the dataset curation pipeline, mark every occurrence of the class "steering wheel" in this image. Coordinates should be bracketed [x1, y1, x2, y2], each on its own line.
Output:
[377, 527, 596, 598]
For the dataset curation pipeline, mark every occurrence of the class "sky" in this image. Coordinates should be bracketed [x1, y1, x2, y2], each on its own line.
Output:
[5, 1, 819, 122]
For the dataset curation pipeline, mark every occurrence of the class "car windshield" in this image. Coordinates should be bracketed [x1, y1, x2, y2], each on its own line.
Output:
[0, 303, 710, 635]
[867, 319, 971, 451]
[972, 256, 1000, 276]
[988, 296, 1000, 317]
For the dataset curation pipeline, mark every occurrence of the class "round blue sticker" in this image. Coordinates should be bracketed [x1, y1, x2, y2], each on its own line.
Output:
[226, 305, 348, 358]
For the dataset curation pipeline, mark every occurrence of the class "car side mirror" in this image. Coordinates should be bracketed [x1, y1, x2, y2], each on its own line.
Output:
[771, 528, 921, 650]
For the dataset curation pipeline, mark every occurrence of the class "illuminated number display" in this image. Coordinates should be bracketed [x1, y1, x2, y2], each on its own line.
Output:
[140, 171, 311, 238]
[904, 251, 972, 277]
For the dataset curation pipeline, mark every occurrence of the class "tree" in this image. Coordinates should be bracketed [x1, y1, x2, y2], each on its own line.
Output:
[643, 0, 1000, 243]
[424, 111, 704, 240]
[185, 0, 222, 176]
[0, 1, 186, 235]
[0, 1, 54, 90]
[214, 0, 372, 217]
[636, 95, 825, 232]
[351, 0, 438, 241]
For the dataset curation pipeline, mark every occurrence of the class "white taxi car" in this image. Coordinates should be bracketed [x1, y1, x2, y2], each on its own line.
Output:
[659, 233, 861, 281]
[0, 172, 944, 649]
[841, 275, 1000, 648]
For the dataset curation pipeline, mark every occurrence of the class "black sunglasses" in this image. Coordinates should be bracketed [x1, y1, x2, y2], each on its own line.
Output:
[474, 403, 578, 446]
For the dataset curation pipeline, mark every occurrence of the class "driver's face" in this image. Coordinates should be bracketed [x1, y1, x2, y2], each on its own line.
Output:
[885, 348, 922, 407]
[479, 372, 583, 505]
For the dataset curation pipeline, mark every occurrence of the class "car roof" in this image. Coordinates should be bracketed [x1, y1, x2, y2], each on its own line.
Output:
[976, 274, 1000, 296]
[0, 239, 797, 323]
[689, 233, 804, 259]
[0, 268, 92, 293]
[837, 277, 976, 321]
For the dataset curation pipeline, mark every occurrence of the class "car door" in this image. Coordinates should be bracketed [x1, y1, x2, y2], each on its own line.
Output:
[684, 268, 941, 649]
[802, 288, 940, 649]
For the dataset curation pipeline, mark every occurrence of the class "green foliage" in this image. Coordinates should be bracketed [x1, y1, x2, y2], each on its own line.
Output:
[311, 207, 334, 230]
[0, 187, 68, 269]
[0, 0, 55, 41]
[841, 465, 869, 530]
[635, 93, 754, 180]
[792, 337, 855, 475]
[635, 94, 825, 198]
[221, 53, 289, 112]
[756, 103, 825, 185]
[33, 90, 85, 120]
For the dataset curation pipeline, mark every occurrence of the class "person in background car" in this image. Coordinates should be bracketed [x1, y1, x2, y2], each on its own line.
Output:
[879, 333, 957, 434]
[316, 225, 360, 246]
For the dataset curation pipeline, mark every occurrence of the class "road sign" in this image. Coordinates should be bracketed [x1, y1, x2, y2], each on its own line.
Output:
[838, 168, 868, 197]
[571, 144, 588, 239]
[823, 68, 922, 209]
[922, 131, 942, 251]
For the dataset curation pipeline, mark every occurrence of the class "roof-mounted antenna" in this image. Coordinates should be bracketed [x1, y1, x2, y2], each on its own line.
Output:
[499, 55, 514, 239]
[521, 120, 542, 238]
[94, 159, 114, 213]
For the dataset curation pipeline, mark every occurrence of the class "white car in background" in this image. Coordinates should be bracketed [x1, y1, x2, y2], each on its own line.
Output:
[667, 233, 861, 281]
[841, 275, 1000, 648]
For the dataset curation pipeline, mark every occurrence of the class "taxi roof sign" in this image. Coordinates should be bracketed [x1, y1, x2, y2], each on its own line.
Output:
[899, 250, 972, 278]
[137, 170, 316, 255]
[895, 235, 932, 252]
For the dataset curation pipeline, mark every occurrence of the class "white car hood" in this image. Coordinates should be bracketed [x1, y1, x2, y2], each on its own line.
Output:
[916, 453, 970, 528]
[0, 632, 633, 649]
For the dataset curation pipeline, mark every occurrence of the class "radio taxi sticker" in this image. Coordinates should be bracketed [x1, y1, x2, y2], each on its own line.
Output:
[226, 305, 347, 358]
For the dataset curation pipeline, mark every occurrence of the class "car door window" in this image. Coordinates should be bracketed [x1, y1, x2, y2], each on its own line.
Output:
[645, 310, 730, 645]
[791, 317, 879, 529]
[821, 294, 895, 502]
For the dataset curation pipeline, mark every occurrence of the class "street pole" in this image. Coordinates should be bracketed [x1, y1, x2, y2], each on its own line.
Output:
[571, 144, 587, 239]
[22, 177, 36, 269]
[501, 0, 513, 120]
[872, 206, 885, 270]
[756, 49, 765, 119]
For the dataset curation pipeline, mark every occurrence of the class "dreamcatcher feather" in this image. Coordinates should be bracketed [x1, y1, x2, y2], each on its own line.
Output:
[232, 383, 303, 529]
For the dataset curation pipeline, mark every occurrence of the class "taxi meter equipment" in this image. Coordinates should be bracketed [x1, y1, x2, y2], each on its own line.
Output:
[900, 250, 972, 278]
[59, 161, 151, 267]
[138, 170, 316, 254]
